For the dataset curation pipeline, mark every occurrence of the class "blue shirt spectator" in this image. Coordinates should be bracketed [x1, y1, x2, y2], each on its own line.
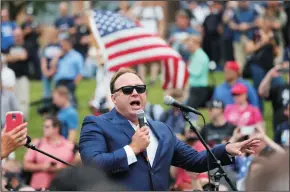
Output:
[55, 16, 75, 33]
[57, 105, 78, 139]
[212, 61, 259, 108]
[53, 49, 83, 83]
[160, 108, 197, 135]
[213, 78, 259, 108]
[1, 19, 17, 53]
[231, 3, 258, 42]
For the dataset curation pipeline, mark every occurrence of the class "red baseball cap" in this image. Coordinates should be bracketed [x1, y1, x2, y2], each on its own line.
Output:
[231, 83, 248, 95]
[225, 61, 240, 73]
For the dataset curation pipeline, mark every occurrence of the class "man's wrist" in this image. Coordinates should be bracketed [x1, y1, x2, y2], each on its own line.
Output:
[225, 142, 233, 156]
[128, 144, 140, 155]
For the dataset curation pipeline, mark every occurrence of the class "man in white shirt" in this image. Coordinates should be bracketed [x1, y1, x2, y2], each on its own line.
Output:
[79, 68, 261, 191]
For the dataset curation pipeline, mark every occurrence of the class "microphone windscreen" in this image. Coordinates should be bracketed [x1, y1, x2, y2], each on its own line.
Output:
[136, 110, 145, 119]
[164, 95, 174, 105]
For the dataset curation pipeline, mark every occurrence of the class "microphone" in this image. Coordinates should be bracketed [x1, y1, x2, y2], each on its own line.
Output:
[136, 110, 145, 127]
[164, 95, 202, 115]
[136, 110, 151, 167]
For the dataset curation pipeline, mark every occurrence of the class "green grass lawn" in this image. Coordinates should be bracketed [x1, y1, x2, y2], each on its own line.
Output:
[15, 72, 274, 160]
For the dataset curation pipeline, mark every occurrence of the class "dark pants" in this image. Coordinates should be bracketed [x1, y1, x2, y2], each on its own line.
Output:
[56, 79, 77, 107]
[203, 37, 221, 65]
[28, 48, 42, 80]
[187, 87, 210, 109]
[222, 38, 234, 62]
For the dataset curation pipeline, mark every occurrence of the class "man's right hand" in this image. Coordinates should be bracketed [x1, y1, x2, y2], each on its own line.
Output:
[129, 126, 150, 155]
[268, 65, 281, 78]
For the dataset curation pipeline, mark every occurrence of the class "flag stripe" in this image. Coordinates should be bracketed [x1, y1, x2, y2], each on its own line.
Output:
[107, 47, 181, 69]
[106, 36, 167, 56]
[109, 44, 169, 60]
[102, 27, 157, 44]
[109, 55, 171, 71]
[105, 34, 159, 48]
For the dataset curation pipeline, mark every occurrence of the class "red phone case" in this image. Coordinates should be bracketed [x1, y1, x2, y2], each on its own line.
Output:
[5, 111, 24, 132]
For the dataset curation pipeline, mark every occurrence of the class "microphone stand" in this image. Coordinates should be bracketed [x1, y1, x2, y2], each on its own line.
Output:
[181, 112, 237, 191]
[24, 136, 74, 167]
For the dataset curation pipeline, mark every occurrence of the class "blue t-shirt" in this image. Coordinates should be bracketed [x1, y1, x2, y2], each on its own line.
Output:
[54, 16, 75, 32]
[160, 108, 197, 134]
[212, 78, 260, 108]
[53, 49, 83, 82]
[232, 8, 258, 42]
[1, 21, 17, 52]
[57, 106, 78, 139]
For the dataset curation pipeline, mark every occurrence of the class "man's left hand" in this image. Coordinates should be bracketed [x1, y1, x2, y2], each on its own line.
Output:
[225, 137, 261, 156]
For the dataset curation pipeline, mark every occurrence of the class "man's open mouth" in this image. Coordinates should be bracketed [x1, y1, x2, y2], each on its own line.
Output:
[130, 100, 141, 107]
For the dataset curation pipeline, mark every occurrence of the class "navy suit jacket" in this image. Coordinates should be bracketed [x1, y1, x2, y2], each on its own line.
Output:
[79, 108, 233, 191]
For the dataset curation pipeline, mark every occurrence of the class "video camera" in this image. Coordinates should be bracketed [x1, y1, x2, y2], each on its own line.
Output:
[30, 97, 60, 116]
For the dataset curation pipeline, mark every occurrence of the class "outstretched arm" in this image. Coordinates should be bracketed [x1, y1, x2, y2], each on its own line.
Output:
[171, 135, 233, 173]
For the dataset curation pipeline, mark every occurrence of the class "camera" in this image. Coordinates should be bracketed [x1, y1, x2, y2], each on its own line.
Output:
[37, 103, 60, 116]
[30, 97, 60, 116]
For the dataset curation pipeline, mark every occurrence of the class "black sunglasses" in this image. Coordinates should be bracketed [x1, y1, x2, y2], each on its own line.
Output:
[114, 85, 146, 95]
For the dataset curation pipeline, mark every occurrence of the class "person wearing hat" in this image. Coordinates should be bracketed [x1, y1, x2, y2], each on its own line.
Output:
[224, 83, 263, 127]
[200, 100, 236, 148]
[212, 61, 259, 108]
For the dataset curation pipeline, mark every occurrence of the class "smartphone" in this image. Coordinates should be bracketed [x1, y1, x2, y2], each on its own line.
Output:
[5, 111, 24, 132]
[241, 125, 255, 136]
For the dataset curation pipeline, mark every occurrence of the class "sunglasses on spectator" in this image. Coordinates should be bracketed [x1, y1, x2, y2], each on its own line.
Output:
[113, 85, 146, 95]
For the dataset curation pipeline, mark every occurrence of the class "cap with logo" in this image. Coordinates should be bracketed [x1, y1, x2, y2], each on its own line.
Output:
[206, 100, 224, 109]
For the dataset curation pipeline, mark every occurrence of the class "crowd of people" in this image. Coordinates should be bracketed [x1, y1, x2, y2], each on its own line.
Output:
[1, 1, 289, 191]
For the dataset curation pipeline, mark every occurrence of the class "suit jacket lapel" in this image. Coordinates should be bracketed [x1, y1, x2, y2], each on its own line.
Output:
[108, 108, 135, 140]
[147, 120, 165, 169]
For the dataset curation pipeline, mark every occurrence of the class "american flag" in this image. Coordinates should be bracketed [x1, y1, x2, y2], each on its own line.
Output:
[89, 9, 189, 89]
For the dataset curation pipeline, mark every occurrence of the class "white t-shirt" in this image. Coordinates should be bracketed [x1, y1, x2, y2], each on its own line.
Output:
[92, 66, 114, 109]
[132, 6, 164, 34]
[1, 65, 16, 88]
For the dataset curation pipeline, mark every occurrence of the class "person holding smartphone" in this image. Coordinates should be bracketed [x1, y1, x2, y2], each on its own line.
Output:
[1, 123, 28, 160]
[258, 63, 289, 130]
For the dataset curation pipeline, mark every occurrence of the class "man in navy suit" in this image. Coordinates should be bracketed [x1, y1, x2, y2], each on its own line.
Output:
[79, 68, 260, 191]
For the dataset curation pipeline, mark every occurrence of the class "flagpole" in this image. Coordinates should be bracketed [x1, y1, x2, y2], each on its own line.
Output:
[86, 9, 109, 67]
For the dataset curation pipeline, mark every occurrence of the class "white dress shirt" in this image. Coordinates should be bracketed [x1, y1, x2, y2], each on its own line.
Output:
[124, 118, 158, 166]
